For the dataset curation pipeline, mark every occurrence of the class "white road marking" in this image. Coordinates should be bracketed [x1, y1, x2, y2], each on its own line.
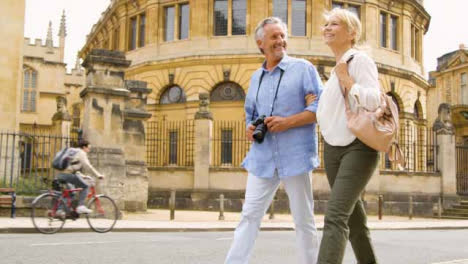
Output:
[216, 237, 233, 241]
[432, 259, 468, 264]
[31, 240, 124, 247]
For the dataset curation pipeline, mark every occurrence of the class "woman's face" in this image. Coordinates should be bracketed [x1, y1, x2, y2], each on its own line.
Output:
[322, 15, 354, 48]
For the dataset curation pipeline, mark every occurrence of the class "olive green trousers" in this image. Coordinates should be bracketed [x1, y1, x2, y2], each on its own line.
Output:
[317, 139, 379, 264]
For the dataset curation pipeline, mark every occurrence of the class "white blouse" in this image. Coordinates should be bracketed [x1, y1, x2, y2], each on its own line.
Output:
[317, 48, 381, 146]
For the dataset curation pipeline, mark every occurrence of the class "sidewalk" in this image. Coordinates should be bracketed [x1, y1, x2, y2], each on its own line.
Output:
[1, 209, 468, 233]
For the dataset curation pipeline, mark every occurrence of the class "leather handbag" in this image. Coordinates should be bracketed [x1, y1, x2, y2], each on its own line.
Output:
[341, 58, 405, 167]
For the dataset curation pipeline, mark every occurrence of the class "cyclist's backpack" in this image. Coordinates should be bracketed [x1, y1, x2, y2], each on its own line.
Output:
[52, 147, 79, 171]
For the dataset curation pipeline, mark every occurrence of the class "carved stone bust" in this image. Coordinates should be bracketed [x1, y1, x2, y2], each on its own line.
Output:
[432, 103, 454, 135]
[52, 96, 71, 121]
[195, 93, 213, 120]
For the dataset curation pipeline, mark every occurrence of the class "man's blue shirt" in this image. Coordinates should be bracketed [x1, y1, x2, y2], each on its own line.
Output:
[241, 55, 323, 179]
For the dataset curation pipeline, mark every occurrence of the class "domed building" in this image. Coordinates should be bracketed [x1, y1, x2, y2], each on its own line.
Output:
[80, 0, 429, 122]
[79, 0, 438, 213]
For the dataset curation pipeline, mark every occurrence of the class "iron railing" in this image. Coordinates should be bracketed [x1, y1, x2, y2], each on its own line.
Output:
[456, 145, 468, 196]
[146, 120, 194, 167]
[380, 125, 437, 173]
[211, 120, 251, 167]
[0, 130, 77, 194]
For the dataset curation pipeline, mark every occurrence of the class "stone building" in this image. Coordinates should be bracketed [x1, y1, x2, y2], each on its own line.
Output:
[428, 44, 468, 145]
[20, 11, 85, 134]
[76, 0, 447, 215]
[0, 0, 25, 131]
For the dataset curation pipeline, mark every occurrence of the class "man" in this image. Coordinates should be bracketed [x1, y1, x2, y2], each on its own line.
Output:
[225, 17, 323, 264]
[57, 140, 105, 214]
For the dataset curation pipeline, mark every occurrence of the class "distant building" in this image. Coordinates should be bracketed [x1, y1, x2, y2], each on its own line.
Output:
[20, 11, 85, 133]
[428, 44, 468, 145]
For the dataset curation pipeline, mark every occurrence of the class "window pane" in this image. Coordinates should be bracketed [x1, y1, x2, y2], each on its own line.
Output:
[332, 2, 344, 9]
[24, 70, 30, 88]
[348, 5, 360, 18]
[461, 73, 467, 104]
[169, 131, 178, 165]
[179, 4, 190, 39]
[31, 70, 37, 88]
[273, 0, 288, 25]
[232, 0, 246, 35]
[221, 130, 233, 164]
[139, 14, 146, 47]
[129, 17, 137, 50]
[30, 91, 36, 111]
[380, 12, 387, 47]
[22, 91, 29, 111]
[291, 0, 306, 36]
[214, 0, 228, 36]
[165, 6, 175, 41]
[415, 28, 420, 61]
[391, 15, 398, 50]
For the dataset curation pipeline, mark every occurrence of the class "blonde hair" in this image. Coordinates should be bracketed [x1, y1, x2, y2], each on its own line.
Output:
[323, 8, 362, 46]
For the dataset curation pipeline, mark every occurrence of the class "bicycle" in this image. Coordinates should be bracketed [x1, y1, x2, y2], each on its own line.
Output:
[31, 178, 119, 234]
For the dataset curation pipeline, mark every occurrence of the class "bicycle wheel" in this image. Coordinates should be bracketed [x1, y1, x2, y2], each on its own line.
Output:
[86, 195, 118, 233]
[31, 193, 66, 234]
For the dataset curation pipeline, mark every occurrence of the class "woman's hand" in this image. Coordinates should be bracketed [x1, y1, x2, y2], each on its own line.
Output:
[335, 62, 355, 93]
[305, 94, 317, 106]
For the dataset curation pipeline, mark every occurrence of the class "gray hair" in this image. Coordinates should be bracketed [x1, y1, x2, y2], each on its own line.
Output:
[254, 17, 288, 41]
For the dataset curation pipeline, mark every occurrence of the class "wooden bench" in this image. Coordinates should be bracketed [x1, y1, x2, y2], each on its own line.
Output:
[0, 188, 16, 218]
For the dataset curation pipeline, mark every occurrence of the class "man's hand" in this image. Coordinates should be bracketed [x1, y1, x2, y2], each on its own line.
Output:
[305, 94, 317, 106]
[246, 124, 255, 141]
[264, 116, 291, 133]
[335, 62, 355, 93]
[98, 174, 105, 180]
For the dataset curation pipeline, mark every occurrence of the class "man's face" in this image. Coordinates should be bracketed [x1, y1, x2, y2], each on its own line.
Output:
[257, 23, 287, 60]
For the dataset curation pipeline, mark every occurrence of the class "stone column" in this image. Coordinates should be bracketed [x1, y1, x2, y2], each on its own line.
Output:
[122, 80, 152, 211]
[192, 93, 213, 200]
[433, 103, 458, 207]
[80, 49, 131, 210]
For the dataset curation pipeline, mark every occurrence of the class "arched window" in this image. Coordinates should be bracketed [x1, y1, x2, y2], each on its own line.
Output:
[386, 92, 402, 113]
[159, 85, 187, 104]
[22, 65, 37, 112]
[210, 82, 245, 101]
[414, 100, 423, 119]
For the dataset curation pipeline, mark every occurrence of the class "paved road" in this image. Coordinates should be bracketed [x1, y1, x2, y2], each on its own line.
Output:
[1, 230, 468, 264]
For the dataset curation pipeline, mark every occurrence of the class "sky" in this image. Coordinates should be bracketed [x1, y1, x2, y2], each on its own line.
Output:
[24, 0, 468, 78]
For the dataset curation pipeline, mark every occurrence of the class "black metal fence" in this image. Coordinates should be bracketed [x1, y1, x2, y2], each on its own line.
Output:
[146, 120, 194, 167]
[380, 125, 437, 173]
[211, 120, 251, 167]
[0, 131, 77, 194]
[456, 145, 468, 196]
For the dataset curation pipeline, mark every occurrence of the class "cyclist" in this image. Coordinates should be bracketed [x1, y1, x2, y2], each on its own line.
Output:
[57, 140, 105, 214]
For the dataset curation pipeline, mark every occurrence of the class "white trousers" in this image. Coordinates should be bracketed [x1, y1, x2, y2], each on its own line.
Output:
[225, 171, 319, 264]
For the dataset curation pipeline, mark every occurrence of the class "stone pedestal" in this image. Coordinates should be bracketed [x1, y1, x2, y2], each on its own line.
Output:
[80, 49, 151, 212]
[192, 93, 213, 200]
[437, 134, 457, 205]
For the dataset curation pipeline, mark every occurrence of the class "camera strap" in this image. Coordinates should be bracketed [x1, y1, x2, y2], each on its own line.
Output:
[252, 68, 285, 120]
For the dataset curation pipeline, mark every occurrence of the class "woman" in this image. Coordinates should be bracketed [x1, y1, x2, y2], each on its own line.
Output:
[307, 8, 381, 264]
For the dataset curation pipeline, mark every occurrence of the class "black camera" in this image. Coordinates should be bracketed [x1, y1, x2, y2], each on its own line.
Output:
[251, 115, 267, 143]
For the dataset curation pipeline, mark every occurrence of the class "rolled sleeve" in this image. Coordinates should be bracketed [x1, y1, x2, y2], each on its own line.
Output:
[303, 64, 324, 113]
[348, 55, 381, 111]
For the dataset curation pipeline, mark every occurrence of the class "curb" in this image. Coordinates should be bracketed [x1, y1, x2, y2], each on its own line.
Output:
[2, 225, 468, 234]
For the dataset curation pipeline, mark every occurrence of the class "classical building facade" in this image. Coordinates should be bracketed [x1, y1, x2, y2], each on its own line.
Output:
[428, 44, 468, 145]
[80, 0, 431, 164]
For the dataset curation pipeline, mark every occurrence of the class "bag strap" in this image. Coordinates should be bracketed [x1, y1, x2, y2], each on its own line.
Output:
[338, 55, 355, 112]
